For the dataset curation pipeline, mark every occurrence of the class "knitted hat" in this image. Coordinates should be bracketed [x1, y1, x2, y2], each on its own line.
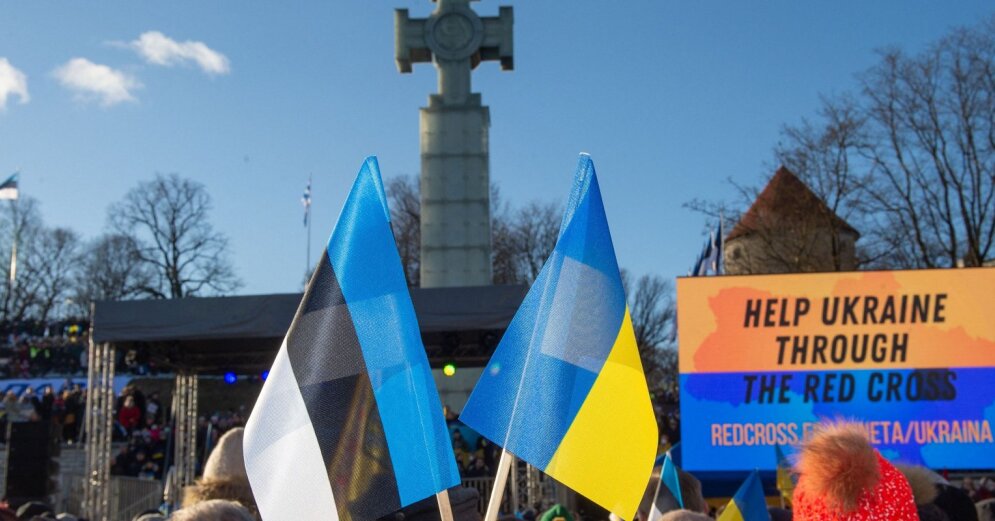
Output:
[539, 504, 574, 521]
[792, 422, 918, 520]
[183, 428, 257, 519]
[203, 427, 247, 480]
[978, 499, 995, 521]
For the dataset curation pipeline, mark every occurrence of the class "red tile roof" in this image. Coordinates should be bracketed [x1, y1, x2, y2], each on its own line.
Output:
[726, 166, 859, 242]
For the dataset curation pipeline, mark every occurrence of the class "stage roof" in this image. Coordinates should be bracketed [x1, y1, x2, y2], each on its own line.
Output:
[92, 285, 527, 373]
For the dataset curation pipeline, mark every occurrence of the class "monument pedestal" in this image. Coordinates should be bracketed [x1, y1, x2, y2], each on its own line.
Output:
[420, 94, 492, 287]
[395, 0, 512, 288]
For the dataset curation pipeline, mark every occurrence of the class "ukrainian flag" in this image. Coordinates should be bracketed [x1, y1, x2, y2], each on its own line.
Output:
[718, 471, 768, 521]
[460, 155, 657, 520]
[775, 444, 795, 506]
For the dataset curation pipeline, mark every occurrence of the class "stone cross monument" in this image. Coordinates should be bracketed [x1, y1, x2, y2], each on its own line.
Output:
[395, 0, 513, 287]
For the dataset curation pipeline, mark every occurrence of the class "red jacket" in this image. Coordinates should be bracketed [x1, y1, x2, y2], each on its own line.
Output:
[118, 405, 141, 430]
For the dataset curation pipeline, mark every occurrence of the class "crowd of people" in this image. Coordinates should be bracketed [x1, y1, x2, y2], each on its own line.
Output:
[447, 408, 500, 478]
[0, 331, 87, 378]
[0, 380, 86, 444]
[1, 354, 993, 520]
[0, 321, 163, 378]
[110, 384, 248, 481]
[111, 385, 168, 480]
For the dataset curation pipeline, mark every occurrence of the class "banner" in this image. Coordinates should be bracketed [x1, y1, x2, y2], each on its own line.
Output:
[678, 268, 995, 471]
[0, 376, 132, 397]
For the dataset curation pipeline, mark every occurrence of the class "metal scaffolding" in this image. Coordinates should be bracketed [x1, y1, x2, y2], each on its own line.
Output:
[168, 372, 199, 507]
[82, 340, 115, 521]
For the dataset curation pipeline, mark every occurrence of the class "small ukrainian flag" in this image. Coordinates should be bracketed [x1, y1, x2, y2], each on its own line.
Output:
[718, 471, 768, 521]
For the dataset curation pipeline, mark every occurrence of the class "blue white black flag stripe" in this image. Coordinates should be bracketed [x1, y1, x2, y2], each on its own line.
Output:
[244, 157, 459, 521]
[648, 453, 684, 521]
[0, 172, 18, 200]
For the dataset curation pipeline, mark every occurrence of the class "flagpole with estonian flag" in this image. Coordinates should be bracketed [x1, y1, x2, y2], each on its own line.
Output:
[0, 172, 20, 291]
[302, 174, 312, 275]
[244, 157, 459, 521]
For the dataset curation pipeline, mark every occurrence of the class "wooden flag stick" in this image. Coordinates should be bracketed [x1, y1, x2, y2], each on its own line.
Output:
[436, 488, 455, 521]
[485, 449, 513, 521]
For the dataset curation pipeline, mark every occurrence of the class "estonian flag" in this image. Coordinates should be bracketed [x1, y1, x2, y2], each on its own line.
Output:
[243, 157, 459, 521]
[460, 155, 658, 520]
[717, 471, 768, 521]
[0, 173, 18, 200]
[647, 453, 684, 521]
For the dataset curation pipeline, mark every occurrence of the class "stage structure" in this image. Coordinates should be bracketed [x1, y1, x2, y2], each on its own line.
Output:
[395, 0, 513, 287]
[82, 286, 525, 521]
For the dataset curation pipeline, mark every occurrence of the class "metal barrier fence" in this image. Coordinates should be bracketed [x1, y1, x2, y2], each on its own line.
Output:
[462, 461, 564, 517]
[58, 473, 162, 521]
[461, 477, 499, 514]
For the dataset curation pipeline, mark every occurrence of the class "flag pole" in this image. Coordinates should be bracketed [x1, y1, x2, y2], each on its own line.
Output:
[305, 174, 312, 274]
[485, 448, 513, 521]
[436, 489, 455, 521]
[9, 197, 18, 288]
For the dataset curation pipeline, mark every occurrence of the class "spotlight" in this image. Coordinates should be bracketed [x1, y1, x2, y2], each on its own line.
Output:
[224, 372, 237, 385]
[443, 363, 457, 377]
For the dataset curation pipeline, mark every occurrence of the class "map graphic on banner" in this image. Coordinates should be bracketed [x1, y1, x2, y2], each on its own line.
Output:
[677, 267, 995, 471]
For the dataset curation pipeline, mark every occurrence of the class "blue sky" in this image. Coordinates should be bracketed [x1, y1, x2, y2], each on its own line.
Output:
[1, 1, 992, 294]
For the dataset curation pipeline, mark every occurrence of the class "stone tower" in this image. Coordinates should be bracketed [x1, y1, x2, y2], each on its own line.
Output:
[395, 0, 514, 287]
[724, 166, 860, 275]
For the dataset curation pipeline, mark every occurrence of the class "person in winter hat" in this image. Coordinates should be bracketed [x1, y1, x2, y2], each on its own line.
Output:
[792, 421, 919, 520]
[932, 482, 977, 521]
[659, 510, 711, 521]
[896, 465, 948, 521]
[183, 427, 258, 519]
[172, 499, 254, 521]
[978, 498, 995, 521]
[539, 504, 574, 521]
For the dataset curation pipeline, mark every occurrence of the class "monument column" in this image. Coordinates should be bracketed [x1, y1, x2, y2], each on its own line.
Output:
[395, 0, 513, 287]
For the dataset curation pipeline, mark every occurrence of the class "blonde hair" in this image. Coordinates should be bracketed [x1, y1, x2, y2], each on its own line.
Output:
[171, 499, 255, 521]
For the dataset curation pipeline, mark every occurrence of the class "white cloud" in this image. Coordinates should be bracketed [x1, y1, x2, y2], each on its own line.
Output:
[52, 58, 141, 106]
[130, 31, 230, 75]
[0, 58, 29, 110]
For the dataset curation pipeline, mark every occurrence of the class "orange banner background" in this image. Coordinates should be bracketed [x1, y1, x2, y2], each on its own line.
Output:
[677, 268, 995, 374]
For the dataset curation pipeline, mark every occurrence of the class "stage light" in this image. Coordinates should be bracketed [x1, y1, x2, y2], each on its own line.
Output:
[224, 372, 237, 385]
[443, 363, 456, 377]
[261, 370, 270, 381]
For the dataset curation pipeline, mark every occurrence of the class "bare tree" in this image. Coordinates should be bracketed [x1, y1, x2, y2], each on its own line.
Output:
[621, 270, 677, 396]
[386, 176, 421, 287]
[386, 175, 562, 286]
[493, 197, 561, 285]
[0, 197, 43, 323]
[859, 23, 995, 268]
[72, 234, 152, 314]
[29, 227, 82, 323]
[699, 19, 995, 271]
[109, 173, 241, 299]
[490, 184, 518, 284]
[774, 97, 878, 270]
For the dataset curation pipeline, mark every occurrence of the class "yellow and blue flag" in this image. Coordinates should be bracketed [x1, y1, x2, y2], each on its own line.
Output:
[244, 157, 459, 521]
[460, 154, 657, 520]
[775, 444, 795, 506]
[718, 471, 768, 521]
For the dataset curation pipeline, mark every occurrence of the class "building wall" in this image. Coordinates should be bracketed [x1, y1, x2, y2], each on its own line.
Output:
[724, 227, 858, 275]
